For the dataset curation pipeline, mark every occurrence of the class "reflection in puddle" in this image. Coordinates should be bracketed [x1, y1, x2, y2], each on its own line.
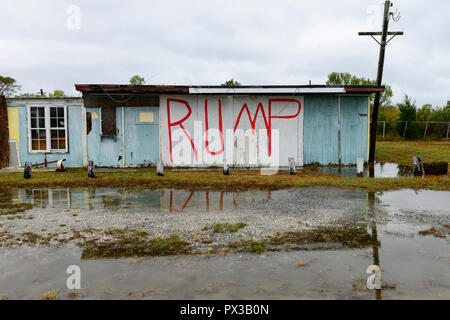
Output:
[0, 186, 449, 300]
[304, 162, 413, 178]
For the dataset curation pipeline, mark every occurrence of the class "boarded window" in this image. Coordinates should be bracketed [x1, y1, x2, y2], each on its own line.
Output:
[101, 107, 116, 136]
[86, 112, 92, 135]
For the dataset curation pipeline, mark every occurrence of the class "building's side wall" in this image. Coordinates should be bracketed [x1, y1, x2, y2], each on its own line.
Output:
[6, 100, 84, 167]
[303, 96, 339, 165]
[159, 95, 304, 167]
[86, 107, 123, 167]
[340, 96, 369, 164]
[303, 95, 369, 165]
[86, 106, 159, 167]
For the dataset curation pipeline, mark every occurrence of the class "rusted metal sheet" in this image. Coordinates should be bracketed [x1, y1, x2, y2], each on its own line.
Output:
[0, 95, 9, 168]
[75, 84, 385, 96]
[75, 84, 189, 94]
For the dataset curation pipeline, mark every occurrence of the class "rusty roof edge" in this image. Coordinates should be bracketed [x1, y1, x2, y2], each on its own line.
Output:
[75, 84, 385, 94]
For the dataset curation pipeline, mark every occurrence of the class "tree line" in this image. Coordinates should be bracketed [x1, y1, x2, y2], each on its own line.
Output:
[327, 72, 450, 140]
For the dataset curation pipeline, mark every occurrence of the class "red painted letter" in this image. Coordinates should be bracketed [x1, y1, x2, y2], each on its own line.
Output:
[167, 98, 198, 162]
[204, 99, 224, 155]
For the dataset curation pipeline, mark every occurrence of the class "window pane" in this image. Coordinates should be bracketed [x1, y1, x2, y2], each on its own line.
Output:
[50, 107, 56, 117]
[31, 118, 37, 128]
[59, 138, 66, 149]
[57, 107, 64, 118]
[31, 130, 38, 138]
[58, 130, 65, 138]
[50, 118, 57, 127]
[38, 107, 45, 117]
[40, 139, 46, 150]
[58, 119, 65, 128]
[30, 107, 37, 117]
[51, 130, 58, 138]
[39, 118, 45, 128]
[51, 139, 59, 150]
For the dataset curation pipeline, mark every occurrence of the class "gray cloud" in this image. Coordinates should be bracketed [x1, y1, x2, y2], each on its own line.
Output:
[0, 0, 448, 107]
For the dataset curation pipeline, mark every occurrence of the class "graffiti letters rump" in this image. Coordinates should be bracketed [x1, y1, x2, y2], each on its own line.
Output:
[161, 95, 304, 167]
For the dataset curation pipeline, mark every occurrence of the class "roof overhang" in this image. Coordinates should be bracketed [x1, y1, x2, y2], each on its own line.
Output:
[75, 84, 384, 95]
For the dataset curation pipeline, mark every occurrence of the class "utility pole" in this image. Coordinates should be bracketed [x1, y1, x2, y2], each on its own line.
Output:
[359, 1, 403, 175]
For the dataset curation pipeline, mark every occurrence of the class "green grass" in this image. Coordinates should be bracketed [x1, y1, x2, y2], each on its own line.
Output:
[0, 141, 447, 192]
[0, 168, 449, 192]
[205, 222, 247, 233]
[376, 140, 450, 165]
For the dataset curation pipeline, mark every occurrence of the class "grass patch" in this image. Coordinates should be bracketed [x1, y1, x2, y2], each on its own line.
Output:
[79, 229, 191, 259]
[376, 140, 450, 165]
[0, 168, 449, 192]
[206, 222, 247, 233]
[418, 227, 447, 239]
[229, 226, 378, 254]
[40, 290, 58, 300]
[268, 226, 378, 248]
[0, 203, 33, 216]
[229, 239, 266, 253]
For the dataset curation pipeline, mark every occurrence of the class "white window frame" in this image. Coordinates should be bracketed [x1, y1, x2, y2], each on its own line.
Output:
[27, 105, 68, 153]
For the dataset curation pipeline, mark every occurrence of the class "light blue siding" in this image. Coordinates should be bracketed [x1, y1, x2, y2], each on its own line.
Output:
[86, 106, 159, 167]
[340, 96, 369, 164]
[124, 107, 159, 166]
[87, 107, 123, 167]
[14, 104, 84, 167]
[303, 96, 339, 165]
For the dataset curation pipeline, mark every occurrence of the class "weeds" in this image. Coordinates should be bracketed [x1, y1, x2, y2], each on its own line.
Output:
[40, 290, 58, 300]
[204, 222, 247, 233]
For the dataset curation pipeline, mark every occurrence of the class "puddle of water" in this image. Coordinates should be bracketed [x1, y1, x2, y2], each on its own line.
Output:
[0, 187, 449, 300]
[303, 162, 413, 178]
[379, 190, 450, 215]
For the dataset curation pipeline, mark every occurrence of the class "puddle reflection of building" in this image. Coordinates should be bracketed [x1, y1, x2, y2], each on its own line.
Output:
[367, 191, 382, 300]
[14, 188, 72, 209]
[166, 189, 273, 213]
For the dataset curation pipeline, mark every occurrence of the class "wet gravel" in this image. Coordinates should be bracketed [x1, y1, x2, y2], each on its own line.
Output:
[0, 187, 449, 248]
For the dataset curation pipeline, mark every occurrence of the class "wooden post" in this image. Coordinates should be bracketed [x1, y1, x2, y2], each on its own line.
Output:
[403, 121, 408, 138]
[359, 1, 403, 167]
[289, 158, 296, 175]
[24, 161, 32, 179]
[156, 160, 164, 176]
[446, 122, 450, 140]
[423, 122, 428, 139]
[382, 121, 386, 139]
[223, 162, 230, 175]
[357, 158, 364, 176]
[0, 95, 9, 169]
[88, 160, 95, 178]
[413, 156, 422, 175]
[368, 1, 391, 164]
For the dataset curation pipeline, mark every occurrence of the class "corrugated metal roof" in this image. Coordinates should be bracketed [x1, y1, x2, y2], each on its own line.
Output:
[75, 84, 384, 95]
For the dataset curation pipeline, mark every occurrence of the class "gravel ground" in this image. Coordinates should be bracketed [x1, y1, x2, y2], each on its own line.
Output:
[0, 186, 448, 248]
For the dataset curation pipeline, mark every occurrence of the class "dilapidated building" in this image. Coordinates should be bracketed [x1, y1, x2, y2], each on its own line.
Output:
[4, 84, 384, 168]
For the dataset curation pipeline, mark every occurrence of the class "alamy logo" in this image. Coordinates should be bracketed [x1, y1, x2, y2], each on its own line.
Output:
[66, 265, 81, 290]
[366, 265, 382, 290]
[66, 5, 81, 30]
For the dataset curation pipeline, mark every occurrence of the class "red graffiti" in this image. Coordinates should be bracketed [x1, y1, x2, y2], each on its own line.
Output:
[204, 99, 224, 155]
[233, 102, 270, 135]
[169, 189, 194, 213]
[167, 98, 198, 162]
[268, 99, 302, 156]
[167, 98, 301, 162]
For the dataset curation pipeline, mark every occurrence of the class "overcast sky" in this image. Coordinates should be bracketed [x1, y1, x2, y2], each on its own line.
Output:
[1, 0, 449, 107]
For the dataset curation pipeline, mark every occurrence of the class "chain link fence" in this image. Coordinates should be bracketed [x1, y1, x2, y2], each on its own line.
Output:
[377, 121, 450, 140]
